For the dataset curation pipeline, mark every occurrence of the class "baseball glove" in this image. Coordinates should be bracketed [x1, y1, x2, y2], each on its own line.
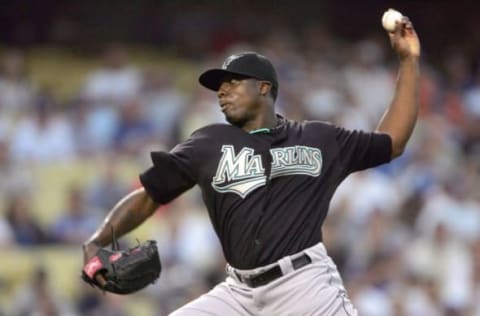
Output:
[82, 236, 161, 295]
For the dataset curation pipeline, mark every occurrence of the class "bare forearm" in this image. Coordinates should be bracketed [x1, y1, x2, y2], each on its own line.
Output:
[376, 57, 419, 157]
[84, 188, 159, 247]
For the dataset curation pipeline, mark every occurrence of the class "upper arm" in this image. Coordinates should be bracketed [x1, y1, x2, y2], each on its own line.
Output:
[139, 137, 198, 204]
[335, 126, 392, 174]
[375, 129, 404, 159]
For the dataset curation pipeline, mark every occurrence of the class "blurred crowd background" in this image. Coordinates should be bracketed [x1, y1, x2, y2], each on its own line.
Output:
[0, 1, 479, 315]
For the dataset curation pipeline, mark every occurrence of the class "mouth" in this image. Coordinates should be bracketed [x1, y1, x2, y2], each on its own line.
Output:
[220, 102, 233, 113]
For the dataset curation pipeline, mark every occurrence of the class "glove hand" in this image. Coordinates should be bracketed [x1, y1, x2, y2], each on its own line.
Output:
[81, 239, 161, 295]
[83, 242, 107, 288]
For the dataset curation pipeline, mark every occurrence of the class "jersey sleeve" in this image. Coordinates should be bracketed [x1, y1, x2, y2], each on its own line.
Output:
[139, 137, 198, 204]
[335, 126, 392, 174]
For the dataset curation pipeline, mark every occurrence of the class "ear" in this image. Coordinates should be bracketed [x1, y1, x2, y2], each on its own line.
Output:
[258, 81, 272, 97]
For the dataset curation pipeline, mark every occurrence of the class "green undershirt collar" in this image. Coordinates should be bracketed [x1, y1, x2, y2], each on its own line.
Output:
[249, 128, 271, 134]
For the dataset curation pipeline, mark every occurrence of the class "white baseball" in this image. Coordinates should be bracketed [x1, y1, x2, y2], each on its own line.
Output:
[382, 8, 403, 32]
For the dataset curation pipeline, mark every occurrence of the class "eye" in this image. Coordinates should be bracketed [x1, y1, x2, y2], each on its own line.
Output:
[230, 79, 241, 85]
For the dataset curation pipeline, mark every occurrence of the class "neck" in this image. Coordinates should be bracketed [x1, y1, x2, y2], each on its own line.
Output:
[241, 108, 277, 133]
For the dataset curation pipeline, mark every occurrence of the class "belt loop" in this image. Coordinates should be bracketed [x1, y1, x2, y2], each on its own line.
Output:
[304, 242, 326, 263]
[234, 270, 243, 282]
[278, 257, 294, 275]
[226, 264, 239, 282]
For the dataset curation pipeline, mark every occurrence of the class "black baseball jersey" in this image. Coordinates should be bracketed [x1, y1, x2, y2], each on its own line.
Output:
[140, 115, 392, 269]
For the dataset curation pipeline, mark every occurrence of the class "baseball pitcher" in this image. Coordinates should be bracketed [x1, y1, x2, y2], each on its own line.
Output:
[82, 13, 420, 315]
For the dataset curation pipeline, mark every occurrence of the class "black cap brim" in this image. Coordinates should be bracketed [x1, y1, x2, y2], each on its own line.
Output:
[199, 69, 254, 91]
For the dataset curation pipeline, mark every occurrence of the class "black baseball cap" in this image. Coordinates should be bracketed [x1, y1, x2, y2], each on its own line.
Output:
[199, 52, 278, 91]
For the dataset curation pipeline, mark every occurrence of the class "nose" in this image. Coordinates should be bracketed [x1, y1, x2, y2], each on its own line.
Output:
[217, 82, 230, 99]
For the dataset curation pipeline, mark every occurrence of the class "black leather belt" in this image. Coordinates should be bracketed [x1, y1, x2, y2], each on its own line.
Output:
[235, 253, 312, 288]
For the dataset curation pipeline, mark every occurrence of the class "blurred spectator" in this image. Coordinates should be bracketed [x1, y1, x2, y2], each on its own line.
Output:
[470, 239, 480, 315]
[346, 210, 404, 276]
[51, 185, 99, 244]
[301, 63, 349, 123]
[354, 284, 393, 316]
[68, 97, 101, 156]
[0, 137, 33, 200]
[93, 295, 128, 316]
[81, 43, 141, 151]
[343, 39, 395, 127]
[83, 43, 141, 105]
[406, 223, 474, 313]
[8, 266, 76, 315]
[76, 285, 127, 316]
[417, 66, 441, 118]
[416, 175, 480, 243]
[462, 70, 480, 154]
[10, 92, 75, 164]
[141, 69, 186, 146]
[352, 253, 399, 316]
[401, 274, 442, 316]
[76, 285, 103, 315]
[86, 156, 129, 212]
[331, 171, 403, 226]
[0, 49, 36, 132]
[4, 193, 48, 245]
[179, 86, 224, 140]
[113, 98, 154, 156]
[0, 215, 14, 248]
[74, 98, 119, 152]
[395, 141, 438, 198]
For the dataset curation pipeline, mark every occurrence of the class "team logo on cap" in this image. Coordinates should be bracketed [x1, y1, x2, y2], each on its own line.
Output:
[222, 54, 243, 69]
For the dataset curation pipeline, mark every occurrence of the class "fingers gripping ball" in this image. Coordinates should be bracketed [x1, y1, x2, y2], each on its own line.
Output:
[382, 8, 403, 32]
[82, 240, 161, 294]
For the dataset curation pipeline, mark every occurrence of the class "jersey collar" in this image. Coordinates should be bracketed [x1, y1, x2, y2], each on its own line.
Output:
[247, 114, 288, 144]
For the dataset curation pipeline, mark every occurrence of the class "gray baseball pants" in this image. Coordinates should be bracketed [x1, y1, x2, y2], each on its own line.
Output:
[170, 242, 358, 316]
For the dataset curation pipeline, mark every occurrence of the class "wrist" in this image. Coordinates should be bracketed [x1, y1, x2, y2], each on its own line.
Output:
[399, 55, 420, 64]
[83, 241, 102, 263]
[83, 240, 102, 250]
